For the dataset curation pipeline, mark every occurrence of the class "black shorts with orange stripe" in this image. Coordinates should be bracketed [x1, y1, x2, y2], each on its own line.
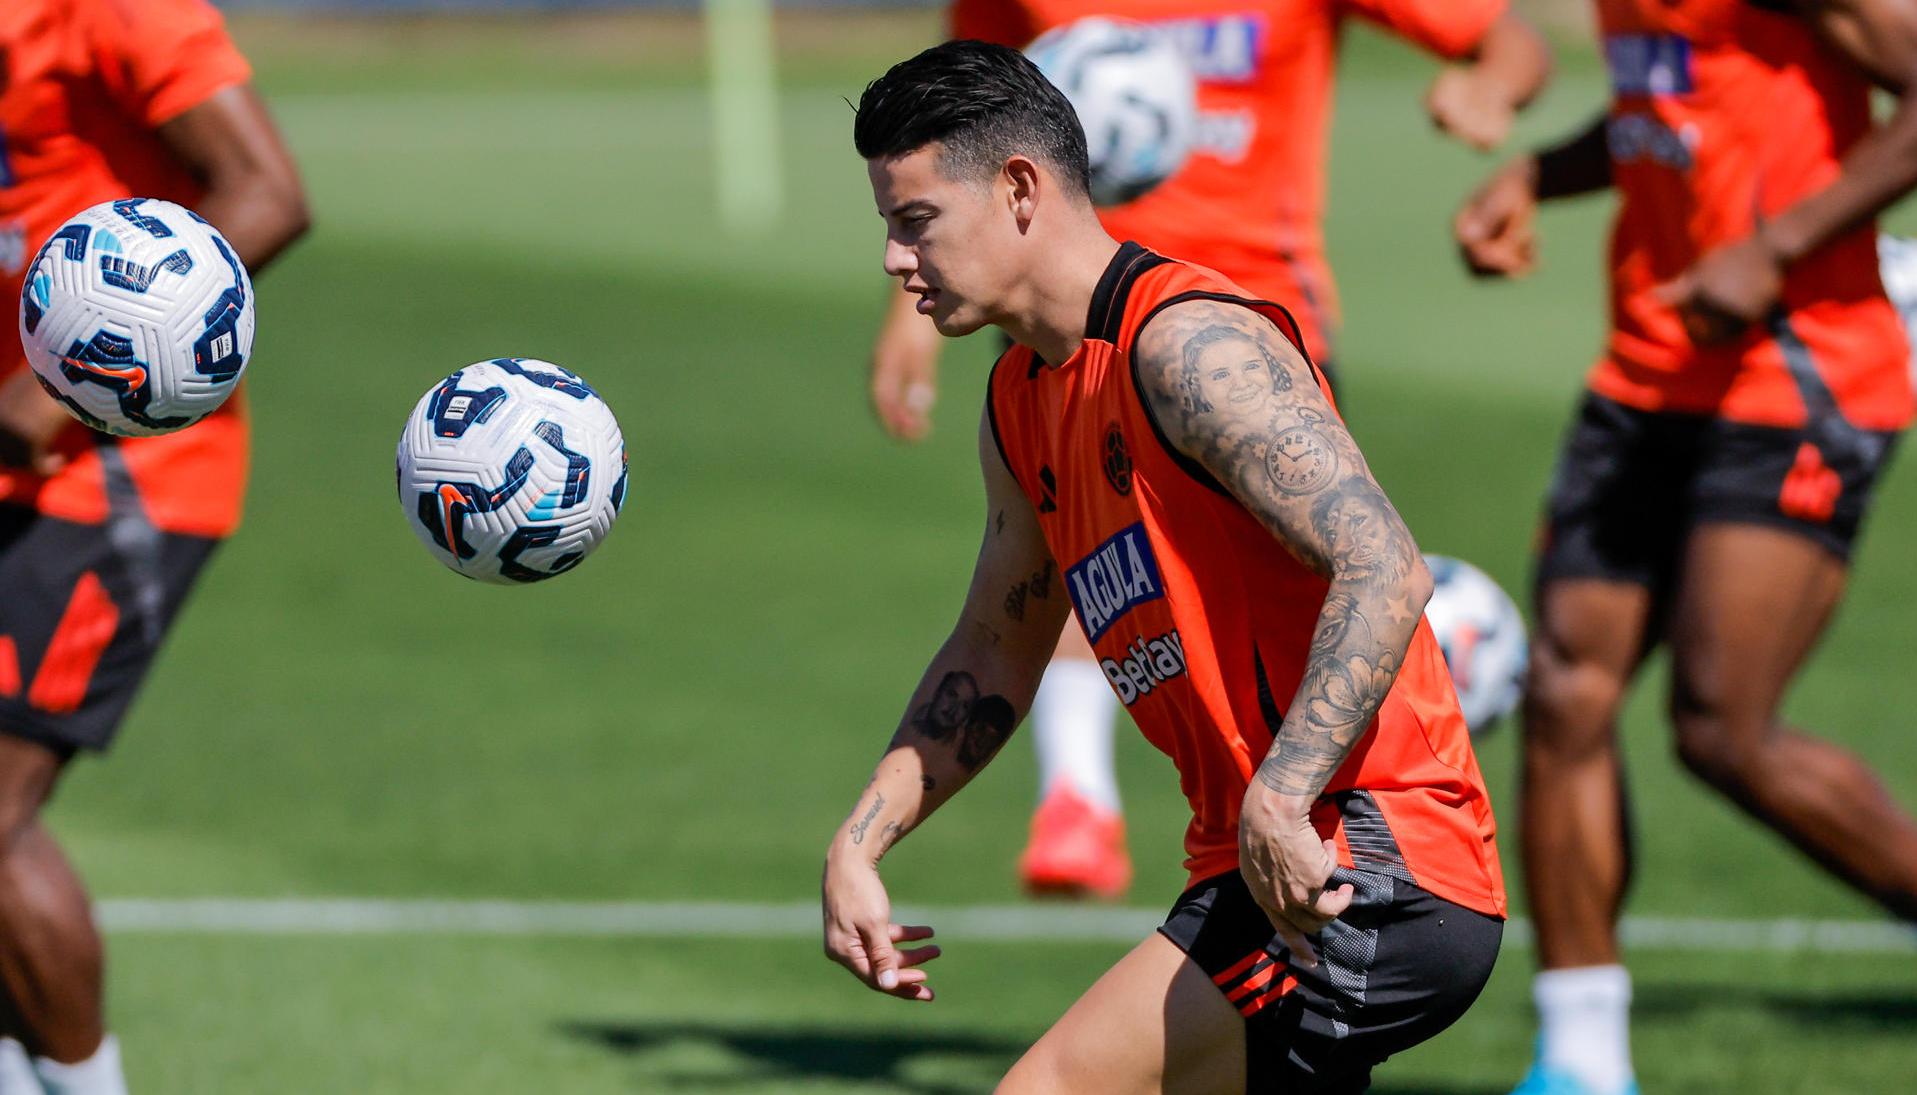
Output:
[0, 498, 216, 756]
[1159, 864, 1502, 1093]
[1538, 392, 1900, 593]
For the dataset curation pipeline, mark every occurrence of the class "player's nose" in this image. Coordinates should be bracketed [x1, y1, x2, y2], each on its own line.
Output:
[882, 237, 917, 279]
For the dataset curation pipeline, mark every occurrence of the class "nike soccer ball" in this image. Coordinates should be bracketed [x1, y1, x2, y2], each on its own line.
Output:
[1424, 555, 1528, 736]
[1025, 17, 1198, 207]
[397, 358, 627, 584]
[19, 198, 253, 437]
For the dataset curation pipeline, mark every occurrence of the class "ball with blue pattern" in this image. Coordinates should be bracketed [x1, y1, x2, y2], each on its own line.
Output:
[1025, 17, 1198, 207]
[1423, 555, 1528, 737]
[397, 358, 627, 584]
[18, 198, 254, 437]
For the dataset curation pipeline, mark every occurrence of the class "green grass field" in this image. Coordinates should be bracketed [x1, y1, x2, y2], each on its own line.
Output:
[37, 12, 1917, 1091]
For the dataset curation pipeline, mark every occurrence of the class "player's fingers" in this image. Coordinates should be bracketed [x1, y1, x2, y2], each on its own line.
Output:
[1312, 881, 1356, 921]
[890, 923, 935, 943]
[896, 944, 942, 969]
[860, 925, 902, 991]
[1271, 915, 1320, 968]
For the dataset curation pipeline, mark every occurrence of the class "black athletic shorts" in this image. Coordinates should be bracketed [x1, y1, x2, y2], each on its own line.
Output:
[0, 499, 218, 755]
[1159, 864, 1503, 1093]
[1538, 391, 1900, 592]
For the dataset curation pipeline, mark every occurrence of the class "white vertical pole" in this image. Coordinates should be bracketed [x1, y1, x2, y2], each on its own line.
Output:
[704, 0, 784, 235]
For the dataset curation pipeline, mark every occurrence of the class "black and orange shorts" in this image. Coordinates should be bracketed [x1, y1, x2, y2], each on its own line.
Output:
[1537, 392, 1900, 593]
[0, 501, 217, 755]
[1159, 858, 1502, 1092]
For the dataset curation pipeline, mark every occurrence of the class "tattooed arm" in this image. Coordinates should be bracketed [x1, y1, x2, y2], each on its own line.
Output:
[821, 403, 1071, 1001]
[1133, 299, 1435, 962]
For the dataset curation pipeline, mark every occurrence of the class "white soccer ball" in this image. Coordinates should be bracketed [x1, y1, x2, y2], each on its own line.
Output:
[1025, 17, 1198, 207]
[18, 198, 253, 437]
[1878, 234, 1917, 386]
[1423, 555, 1528, 736]
[397, 358, 627, 584]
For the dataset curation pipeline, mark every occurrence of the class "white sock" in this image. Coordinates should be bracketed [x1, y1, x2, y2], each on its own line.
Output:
[1030, 658, 1122, 814]
[1534, 966, 1634, 1094]
[0, 1038, 39, 1093]
[33, 1035, 124, 1095]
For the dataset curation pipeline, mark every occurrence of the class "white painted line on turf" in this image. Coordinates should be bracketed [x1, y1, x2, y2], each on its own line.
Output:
[93, 899, 1917, 953]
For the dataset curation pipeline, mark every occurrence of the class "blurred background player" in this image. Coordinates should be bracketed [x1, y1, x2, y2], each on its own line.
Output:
[1454, 1, 1917, 1092]
[0, 1, 307, 1090]
[827, 42, 1506, 1090]
[869, 0, 1550, 900]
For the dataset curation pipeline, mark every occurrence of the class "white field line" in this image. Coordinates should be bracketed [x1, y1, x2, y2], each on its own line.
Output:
[93, 899, 1917, 954]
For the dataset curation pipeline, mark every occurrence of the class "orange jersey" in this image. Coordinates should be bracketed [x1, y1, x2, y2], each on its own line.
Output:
[953, 0, 1504, 357]
[1592, 0, 1914, 430]
[0, 0, 253, 537]
[988, 243, 1505, 917]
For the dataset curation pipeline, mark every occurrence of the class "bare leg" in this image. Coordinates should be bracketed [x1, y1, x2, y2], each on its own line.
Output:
[1666, 523, 1917, 919]
[0, 733, 106, 1063]
[998, 932, 1242, 1095]
[1522, 579, 1654, 970]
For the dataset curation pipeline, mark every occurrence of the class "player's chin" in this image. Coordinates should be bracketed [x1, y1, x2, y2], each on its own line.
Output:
[928, 306, 985, 338]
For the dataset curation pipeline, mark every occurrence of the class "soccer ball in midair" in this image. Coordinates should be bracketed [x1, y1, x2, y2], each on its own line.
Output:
[18, 198, 254, 437]
[1025, 17, 1198, 207]
[1423, 555, 1528, 736]
[397, 358, 627, 584]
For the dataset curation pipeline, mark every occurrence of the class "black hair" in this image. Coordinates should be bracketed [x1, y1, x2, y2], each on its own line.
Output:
[853, 40, 1092, 199]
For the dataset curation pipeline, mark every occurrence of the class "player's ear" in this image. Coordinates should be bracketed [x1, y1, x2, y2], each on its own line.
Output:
[1003, 155, 1041, 233]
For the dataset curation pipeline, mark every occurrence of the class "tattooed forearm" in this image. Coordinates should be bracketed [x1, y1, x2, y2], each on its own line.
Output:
[1133, 300, 1431, 800]
[850, 793, 885, 845]
[908, 671, 1019, 773]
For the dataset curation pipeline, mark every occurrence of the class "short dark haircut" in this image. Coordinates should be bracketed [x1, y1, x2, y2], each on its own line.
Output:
[854, 40, 1092, 199]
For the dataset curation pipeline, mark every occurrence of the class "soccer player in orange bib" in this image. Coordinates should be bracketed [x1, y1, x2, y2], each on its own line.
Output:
[0, 1, 307, 1089]
[824, 42, 1506, 1092]
[870, 0, 1548, 901]
[1454, 1, 1917, 1092]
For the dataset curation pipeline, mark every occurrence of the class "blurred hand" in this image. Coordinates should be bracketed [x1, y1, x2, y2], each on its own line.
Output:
[1653, 233, 1784, 347]
[1454, 157, 1539, 279]
[1425, 68, 1516, 152]
[821, 853, 941, 1001]
[1238, 788, 1352, 968]
[870, 303, 941, 443]
[0, 371, 72, 477]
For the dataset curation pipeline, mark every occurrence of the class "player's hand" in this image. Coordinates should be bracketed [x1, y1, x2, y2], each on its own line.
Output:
[1653, 232, 1785, 347]
[1238, 789, 1353, 968]
[870, 305, 941, 442]
[821, 854, 941, 1001]
[1425, 68, 1516, 152]
[1454, 157, 1539, 279]
[0, 371, 72, 477]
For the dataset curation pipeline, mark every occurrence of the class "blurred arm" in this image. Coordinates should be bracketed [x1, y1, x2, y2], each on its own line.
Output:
[1425, 10, 1555, 150]
[1749, 0, 1917, 266]
[156, 84, 310, 273]
[869, 284, 944, 442]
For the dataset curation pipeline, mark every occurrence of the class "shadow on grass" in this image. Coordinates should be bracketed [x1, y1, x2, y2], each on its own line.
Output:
[1634, 985, 1917, 1031]
[562, 1020, 1025, 1093]
[1369, 1085, 1506, 1095]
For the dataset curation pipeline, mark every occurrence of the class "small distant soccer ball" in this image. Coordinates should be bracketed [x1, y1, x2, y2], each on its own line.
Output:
[1878, 234, 1917, 385]
[1424, 555, 1528, 736]
[1026, 17, 1198, 207]
[397, 358, 627, 584]
[19, 198, 253, 437]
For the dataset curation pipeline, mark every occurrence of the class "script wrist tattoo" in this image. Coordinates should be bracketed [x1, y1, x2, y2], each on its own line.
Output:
[850, 793, 885, 845]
